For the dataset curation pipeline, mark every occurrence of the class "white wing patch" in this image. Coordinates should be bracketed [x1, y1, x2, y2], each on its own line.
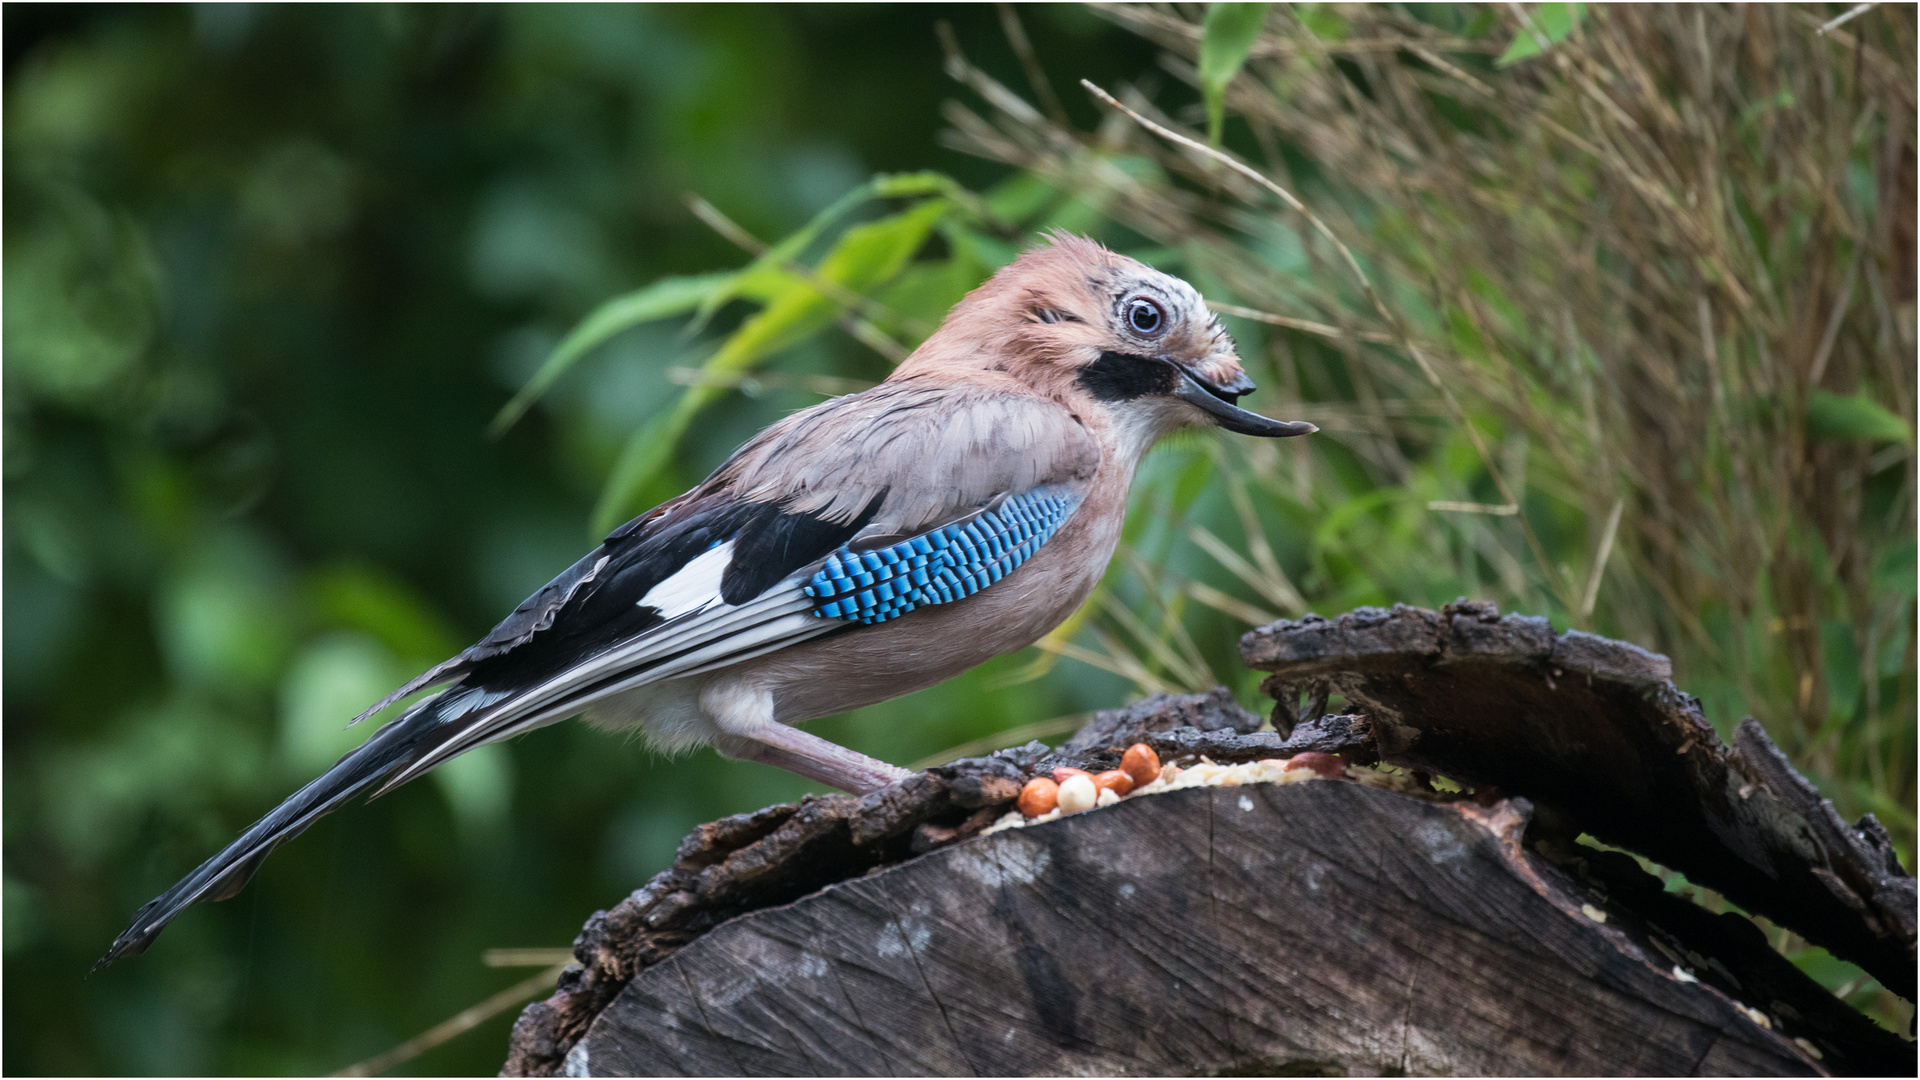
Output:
[379, 564, 833, 789]
[639, 540, 735, 619]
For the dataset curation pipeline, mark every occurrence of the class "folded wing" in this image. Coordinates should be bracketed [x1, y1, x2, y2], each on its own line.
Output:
[102, 380, 1099, 965]
[378, 382, 1099, 785]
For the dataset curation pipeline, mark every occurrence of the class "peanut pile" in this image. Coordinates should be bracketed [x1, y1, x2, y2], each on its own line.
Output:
[981, 746, 1348, 836]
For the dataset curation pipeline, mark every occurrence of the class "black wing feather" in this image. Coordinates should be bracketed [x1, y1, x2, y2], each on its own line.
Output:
[459, 493, 876, 695]
[101, 487, 881, 965]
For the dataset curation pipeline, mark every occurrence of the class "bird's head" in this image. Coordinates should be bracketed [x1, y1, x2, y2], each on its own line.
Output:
[895, 233, 1315, 453]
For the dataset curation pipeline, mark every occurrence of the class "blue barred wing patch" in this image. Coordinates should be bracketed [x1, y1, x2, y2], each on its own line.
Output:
[804, 487, 1082, 624]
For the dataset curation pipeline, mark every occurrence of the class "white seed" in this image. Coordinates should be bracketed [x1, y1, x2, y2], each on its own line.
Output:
[1057, 773, 1097, 814]
[1581, 903, 1608, 923]
[1182, 763, 1224, 785]
[1095, 787, 1121, 808]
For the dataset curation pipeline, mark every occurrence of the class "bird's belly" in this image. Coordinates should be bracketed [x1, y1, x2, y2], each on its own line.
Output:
[743, 508, 1121, 724]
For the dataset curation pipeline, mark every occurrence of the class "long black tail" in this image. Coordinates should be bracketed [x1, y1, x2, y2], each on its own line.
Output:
[96, 693, 451, 969]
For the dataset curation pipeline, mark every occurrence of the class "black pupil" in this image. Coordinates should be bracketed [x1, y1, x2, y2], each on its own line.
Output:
[1129, 300, 1161, 333]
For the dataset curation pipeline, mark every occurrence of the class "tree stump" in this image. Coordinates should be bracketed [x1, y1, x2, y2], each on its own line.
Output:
[503, 605, 1913, 1077]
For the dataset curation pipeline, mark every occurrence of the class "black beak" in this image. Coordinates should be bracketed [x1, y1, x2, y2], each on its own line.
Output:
[1172, 367, 1316, 438]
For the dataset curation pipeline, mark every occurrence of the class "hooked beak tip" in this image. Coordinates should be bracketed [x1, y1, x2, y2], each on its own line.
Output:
[1172, 367, 1316, 438]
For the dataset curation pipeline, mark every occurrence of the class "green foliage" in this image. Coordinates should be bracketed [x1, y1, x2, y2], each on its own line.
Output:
[488, 271, 736, 438]
[1, 6, 1158, 1075]
[6, 4, 1913, 1072]
[1198, 3, 1269, 144]
[941, 1, 1915, 1033]
[590, 188, 960, 533]
[1808, 389, 1914, 446]
[1497, 3, 1588, 66]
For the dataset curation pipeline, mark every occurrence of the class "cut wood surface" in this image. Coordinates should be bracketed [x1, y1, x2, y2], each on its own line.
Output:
[1244, 601, 1916, 1000]
[503, 606, 1913, 1077]
[544, 782, 1899, 1076]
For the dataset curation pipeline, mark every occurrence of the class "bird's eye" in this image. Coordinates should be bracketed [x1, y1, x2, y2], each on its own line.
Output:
[1125, 296, 1165, 337]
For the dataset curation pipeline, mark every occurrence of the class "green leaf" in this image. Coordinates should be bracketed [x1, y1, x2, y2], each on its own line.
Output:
[1297, 7, 1348, 41]
[1872, 539, 1916, 598]
[691, 170, 970, 330]
[1497, 3, 1586, 67]
[1807, 389, 1913, 445]
[1200, 3, 1269, 145]
[983, 172, 1058, 226]
[589, 197, 955, 533]
[488, 271, 734, 437]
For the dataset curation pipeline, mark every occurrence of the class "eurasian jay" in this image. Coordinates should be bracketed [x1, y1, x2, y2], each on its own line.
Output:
[102, 233, 1313, 964]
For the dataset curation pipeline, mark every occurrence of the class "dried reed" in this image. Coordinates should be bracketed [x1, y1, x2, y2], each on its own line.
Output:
[944, 5, 1915, 875]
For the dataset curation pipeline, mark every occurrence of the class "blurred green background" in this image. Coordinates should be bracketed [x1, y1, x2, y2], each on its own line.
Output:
[5, 3, 1913, 1075]
[4, 6, 1159, 1074]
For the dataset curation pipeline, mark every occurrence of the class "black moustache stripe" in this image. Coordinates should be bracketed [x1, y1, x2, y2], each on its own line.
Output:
[1077, 351, 1178, 402]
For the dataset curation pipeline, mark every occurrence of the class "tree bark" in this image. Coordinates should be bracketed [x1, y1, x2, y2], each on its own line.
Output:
[1243, 601, 1915, 1000]
[502, 605, 1913, 1077]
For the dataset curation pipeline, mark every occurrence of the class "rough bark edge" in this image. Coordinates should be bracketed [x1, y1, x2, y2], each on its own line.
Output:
[501, 688, 1329, 1077]
[1239, 599, 1915, 1001]
[569, 782, 1909, 1076]
[504, 605, 1914, 1074]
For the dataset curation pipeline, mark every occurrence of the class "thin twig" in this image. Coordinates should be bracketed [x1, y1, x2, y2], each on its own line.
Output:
[938, 21, 1048, 128]
[332, 963, 568, 1077]
[1807, 245, 1863, 388]
[1083, 78, 1578, 612]
[1185, 580, 1281, 627]
[1109, 549, 1219, 689]
[909, 713, 1090, 770]
[1207, 300, 1398, 345]
[1817, 3, 1876, 36]
[1579, 498, 1624, 621]
[482, 948, 575, 968]
[1034, 633, 1179, 696]
[1429, 500, 1520, 516]
[1189, 523, 1304, 614]
[996, 3, 1068, 125]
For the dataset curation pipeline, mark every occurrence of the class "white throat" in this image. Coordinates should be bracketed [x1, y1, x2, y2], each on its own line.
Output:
[1103, 398, 1192, 473]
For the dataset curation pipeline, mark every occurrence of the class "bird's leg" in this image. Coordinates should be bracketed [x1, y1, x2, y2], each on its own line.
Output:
[702, 677, 913, 795]
[712, 727, 913, 795]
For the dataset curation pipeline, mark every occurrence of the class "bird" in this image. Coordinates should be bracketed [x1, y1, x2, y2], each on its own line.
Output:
[100, 232, 1314, 966]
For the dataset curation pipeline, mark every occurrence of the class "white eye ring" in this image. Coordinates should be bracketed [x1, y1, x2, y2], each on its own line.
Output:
[1125, 296, 1166, 337]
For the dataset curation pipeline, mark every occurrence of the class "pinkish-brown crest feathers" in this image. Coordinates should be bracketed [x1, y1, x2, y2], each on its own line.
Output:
[891, 233, 1248, 401]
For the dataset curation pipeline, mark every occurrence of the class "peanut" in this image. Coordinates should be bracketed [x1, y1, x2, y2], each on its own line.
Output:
[1092, 769, 1135, 797]
[1119, 743, 1161, 789]
[1056, 773, 1098, 814]
[1017, 777, 1059, 817]
[1051, 766, 1091, 785]
[1285, 752, 1346, 778]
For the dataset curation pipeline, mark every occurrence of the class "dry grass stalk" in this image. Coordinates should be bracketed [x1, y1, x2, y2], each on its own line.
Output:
[943, 5, 1915, 867]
